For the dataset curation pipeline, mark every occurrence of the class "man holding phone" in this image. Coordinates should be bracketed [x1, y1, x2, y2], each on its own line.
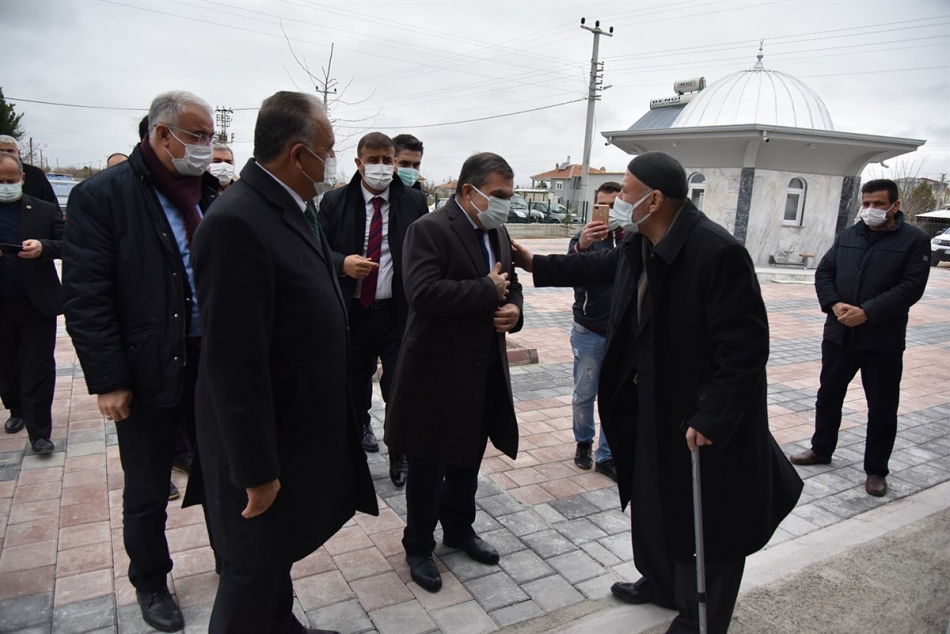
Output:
[567, 182, 623, 480]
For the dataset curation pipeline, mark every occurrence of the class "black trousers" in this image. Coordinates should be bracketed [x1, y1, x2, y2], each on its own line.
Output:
[209, 562, 303, 634]
[665, 558, 746, 634]
[812, 338, 903, 476]
[349, 299, 401, 429]
[0, 296, 56, 443]
[114, 338, 200, 592]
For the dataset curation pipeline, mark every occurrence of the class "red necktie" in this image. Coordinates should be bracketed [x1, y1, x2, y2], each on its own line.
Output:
[360, 197, 383, 308]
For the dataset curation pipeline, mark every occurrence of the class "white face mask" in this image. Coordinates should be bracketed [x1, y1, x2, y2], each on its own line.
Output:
[208, 162, 234, 186]
[471, 186, 510, 230]
[300, 147, 336, 198]
[361, 161, 394, 191]
[166, 129, 213, 177]
[609, 189, 655, 234]
[0, 183, 23, 203]
[860, 203, 892, 228]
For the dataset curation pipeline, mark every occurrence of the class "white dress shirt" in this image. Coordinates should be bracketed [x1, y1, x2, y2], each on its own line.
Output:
[357, 181, 393, 300]
[257, 162, 308, 213]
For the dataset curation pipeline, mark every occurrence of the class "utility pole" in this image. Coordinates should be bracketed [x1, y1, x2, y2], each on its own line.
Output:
[578, 17, 613, 222]
[215, 106, 234, 144]
[28, 137, 33, 165]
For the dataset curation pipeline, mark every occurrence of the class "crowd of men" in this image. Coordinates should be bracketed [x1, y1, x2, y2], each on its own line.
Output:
[0, 88, 931, 634]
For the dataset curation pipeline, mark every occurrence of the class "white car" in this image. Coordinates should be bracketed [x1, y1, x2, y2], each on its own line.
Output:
[51, 180, 79, 213]
[931, 227, 950, 267]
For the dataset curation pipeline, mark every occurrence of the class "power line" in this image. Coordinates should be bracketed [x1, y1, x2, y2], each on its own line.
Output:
[5, 97, 147, 111]
[370, 98, 586, 130]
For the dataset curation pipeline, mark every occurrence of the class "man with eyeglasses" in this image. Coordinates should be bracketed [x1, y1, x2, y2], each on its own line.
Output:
[63, 90, 218, 633]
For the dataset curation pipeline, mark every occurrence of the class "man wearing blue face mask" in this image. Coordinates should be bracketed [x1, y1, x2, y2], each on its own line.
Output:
[319, 132, 428, 488]
[63, 90, 220, 632]
[511, 152, 802, 634]
[791, 179, 930, 498]
[392, 134, 425, 192]
[386, 152, 523, 594]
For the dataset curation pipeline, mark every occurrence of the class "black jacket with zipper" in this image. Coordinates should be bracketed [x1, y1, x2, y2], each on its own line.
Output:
[815, 212, 930, 352]
[568, 229, 621, 333]
[62, 145, 219, 406]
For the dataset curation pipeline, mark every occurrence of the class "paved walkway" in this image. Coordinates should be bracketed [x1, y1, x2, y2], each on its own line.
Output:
[1, 239, 948, 633]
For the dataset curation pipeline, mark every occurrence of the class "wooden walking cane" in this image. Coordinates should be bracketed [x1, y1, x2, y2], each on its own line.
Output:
[691, 447, 708, 634]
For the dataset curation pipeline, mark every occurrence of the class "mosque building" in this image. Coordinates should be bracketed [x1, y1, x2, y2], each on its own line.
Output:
[601, 44, 925, 268]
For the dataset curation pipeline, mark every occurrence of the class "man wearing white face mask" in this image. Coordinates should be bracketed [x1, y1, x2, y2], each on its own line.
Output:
[791, 179, 930, 498]
[63, 90, 219, 632]
[208, 143, 237, 193]
[319, 131, 428, 488]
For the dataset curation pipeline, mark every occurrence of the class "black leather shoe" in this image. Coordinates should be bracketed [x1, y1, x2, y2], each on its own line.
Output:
[361, 424, 379, 452]
[390, 453, 407, 488]
[172, 454, 191, 475]
[789, 449, 832, 466]
[4, 417, 25, 434]
[574, 441, 593, 470]
[443, 535, 499, 565]
[611, 579, 655, 605]
[168, 482, 180, 501]
[31, 438, 54, 454]
[135, 587, 184, 632]
[595, 459, 618, 482]
[407, 555, 442, 593]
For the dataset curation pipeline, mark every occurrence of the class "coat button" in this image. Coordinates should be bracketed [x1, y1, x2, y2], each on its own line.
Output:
[699, 393, 707, 401]
[173, 313, 179, 318]
[475, 362, 482, 368]
[174, 356, 179, 361]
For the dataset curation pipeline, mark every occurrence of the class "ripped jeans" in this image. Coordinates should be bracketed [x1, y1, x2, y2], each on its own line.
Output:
[570, 322, 612, 463]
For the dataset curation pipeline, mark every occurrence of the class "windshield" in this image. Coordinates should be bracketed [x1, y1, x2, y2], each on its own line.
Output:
[52, 181, 78, 197]
[509, 194, 528, 209]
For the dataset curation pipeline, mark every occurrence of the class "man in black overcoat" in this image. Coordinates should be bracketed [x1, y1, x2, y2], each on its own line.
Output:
[191, 91, 377, 634]
[512, 152, 803, 634]
[385, 152, 523, 593]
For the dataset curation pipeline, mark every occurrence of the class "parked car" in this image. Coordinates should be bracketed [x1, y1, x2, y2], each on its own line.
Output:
[46, 173, 76, 182]
[528, 200, 569, 223]
[931, 227, 950, 266]
[51, 179, 79, 213]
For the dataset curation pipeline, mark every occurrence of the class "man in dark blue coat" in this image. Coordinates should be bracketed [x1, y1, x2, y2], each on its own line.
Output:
[790, 179, 931, 497]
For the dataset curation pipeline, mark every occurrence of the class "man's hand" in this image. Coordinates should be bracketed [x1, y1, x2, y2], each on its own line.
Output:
[493, 303, 521, 333]
[343, 255, 379, 280]
[488, 262, 509, 301]
[831, 302, 852, 319]
[18, 240, 43, 259]
[577, 221, 610, 252]
[98, 389, 133, 422]
[243, 478, 281, 518]
[838, 305, 867, 327]
[510, 240, 534, 272]
[686, 426, 713, 452]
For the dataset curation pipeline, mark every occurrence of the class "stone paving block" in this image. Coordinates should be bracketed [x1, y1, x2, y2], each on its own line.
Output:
[588, 509, 630, 535]
[775, 512, 820, 538]
[522, 573, 584, 612]
[556, 518, 608, 546]
[531, 503, 567, 525]
[897, 463, 950, 488]
[349, 571, 414, 612]
[489, 599, 544, 628]
[477, 493, 524, 517]
[474, 477, 504, 501]
[0, 465, 20, 482]
[406, 571, 471, 613]
[495, 510, 547, 537]
[430, 600, 497, 634]
[294, 570, 354, 611]
[580, 541, 622, 568]
[0, 451, 22, 468]
[598, 532, 633, 561]
[463, 571, 528, 612]
[307, 598, 374, 634]
[576, 570, 624, 600]
[520, 529, 576, 559]
[807, 470, 857, 495]
[581, 488, 621, 512]
[791, 501, 847, 527]
[497, 549, 554, 584]
[51, 595, 115, 634]
[0, 539, 58, 574]
[384, 494, 407, 518]
[0, 592, 53, 631]
[172, 570, 218, 610]
[333, 546, 393, 583]
[479, 528, 526, 557]
[439, 551, 497, 582]
[21, 453, 65, 471]
[546, 550, 606, 584]
[472, 509, 503, 535]
[4, 518, 59, 548]
[368, 600, 436, 634]
[64, 442, 105, 459]
[181, 602, 214, 634]
[116, 603, 157, 634]
[549, 494, 601, 520]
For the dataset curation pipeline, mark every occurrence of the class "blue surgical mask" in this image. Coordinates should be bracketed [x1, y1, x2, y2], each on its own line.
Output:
[610, 189, 655, 234]
[471, 186, 510, 230]
[397, 167, 420, 187]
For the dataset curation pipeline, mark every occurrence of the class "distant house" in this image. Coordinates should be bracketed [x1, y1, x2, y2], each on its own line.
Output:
[434, 180, 457, 200]
[530, 160, 623, 219]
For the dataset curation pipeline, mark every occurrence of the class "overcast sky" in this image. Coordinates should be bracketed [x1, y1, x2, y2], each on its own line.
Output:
[2, 0, 948, 186]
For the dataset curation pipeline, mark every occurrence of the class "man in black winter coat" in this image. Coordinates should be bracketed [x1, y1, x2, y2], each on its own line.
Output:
[790, 179, 931, 497]
[512, 152, 802, 634]
[63, 90, 218, 633]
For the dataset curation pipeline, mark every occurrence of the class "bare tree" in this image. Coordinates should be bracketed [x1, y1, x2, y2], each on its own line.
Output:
[866, 157, 938, 222]
[281, 24, 380, 157]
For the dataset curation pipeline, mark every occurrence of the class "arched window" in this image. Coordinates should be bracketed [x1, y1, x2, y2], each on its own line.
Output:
[784, 177, 806, 226]
[688, 173, 706, 210]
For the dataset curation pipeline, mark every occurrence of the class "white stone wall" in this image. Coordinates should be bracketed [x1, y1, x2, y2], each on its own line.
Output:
[684, 166, 741, 234]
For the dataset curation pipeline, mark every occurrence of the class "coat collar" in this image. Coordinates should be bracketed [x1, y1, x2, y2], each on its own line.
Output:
[446, 197, 488, 274]
[646, 200, 703, 266]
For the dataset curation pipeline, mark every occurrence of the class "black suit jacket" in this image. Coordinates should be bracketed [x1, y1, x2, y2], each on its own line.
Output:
[23, 164, 57, 206]
[318, 172, 428, 332]
[7, 195, 64, 316]
[385, 198, 523, 466]
[191, 159, 378, 569]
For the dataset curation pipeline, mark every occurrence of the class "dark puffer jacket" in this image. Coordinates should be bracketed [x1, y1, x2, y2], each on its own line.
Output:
[815, 212, 930, 352]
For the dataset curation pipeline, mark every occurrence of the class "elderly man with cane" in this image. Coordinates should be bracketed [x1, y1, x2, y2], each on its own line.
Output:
[512, 151, 802, 634]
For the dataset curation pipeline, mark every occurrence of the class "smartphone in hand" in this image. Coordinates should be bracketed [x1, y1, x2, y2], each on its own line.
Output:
[592, 204, 609, 226]
[0, 243, 24, 254]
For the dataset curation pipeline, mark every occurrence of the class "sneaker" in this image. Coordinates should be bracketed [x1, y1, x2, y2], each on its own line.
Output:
[595, 459, 618, 482]
[574, 441, 593, 470]
[168, 482, 180, 501]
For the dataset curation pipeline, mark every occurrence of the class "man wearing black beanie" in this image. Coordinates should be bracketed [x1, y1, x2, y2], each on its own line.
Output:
[511, 151, 803, 634]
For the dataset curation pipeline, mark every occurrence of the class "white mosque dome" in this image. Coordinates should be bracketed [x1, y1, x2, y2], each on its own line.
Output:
[671, 49, 834, 130]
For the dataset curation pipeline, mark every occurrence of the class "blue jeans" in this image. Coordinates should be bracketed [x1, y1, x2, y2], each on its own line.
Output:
[571, 322, 611, 462]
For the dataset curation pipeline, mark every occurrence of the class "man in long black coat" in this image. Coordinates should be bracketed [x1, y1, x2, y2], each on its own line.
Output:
[385, 152, 523, 594]
[191, 91, 377, 634]
[512, 152, 802, 634]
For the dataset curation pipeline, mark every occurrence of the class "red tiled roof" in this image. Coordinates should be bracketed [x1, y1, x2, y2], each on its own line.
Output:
[530, 164, 608, 181]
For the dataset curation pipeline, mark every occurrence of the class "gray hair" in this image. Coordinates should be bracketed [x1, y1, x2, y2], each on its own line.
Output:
[0, 152, 23, 175]
[254, 91, 325, 163]
[148, 90, 213, 132]
[213, 143, 233, 157]
[456, 152, 514, 196]
[0, 134, 18, 148]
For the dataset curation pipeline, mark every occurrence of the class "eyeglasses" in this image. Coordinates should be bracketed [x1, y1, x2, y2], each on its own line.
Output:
[168, 126, 215, 146]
